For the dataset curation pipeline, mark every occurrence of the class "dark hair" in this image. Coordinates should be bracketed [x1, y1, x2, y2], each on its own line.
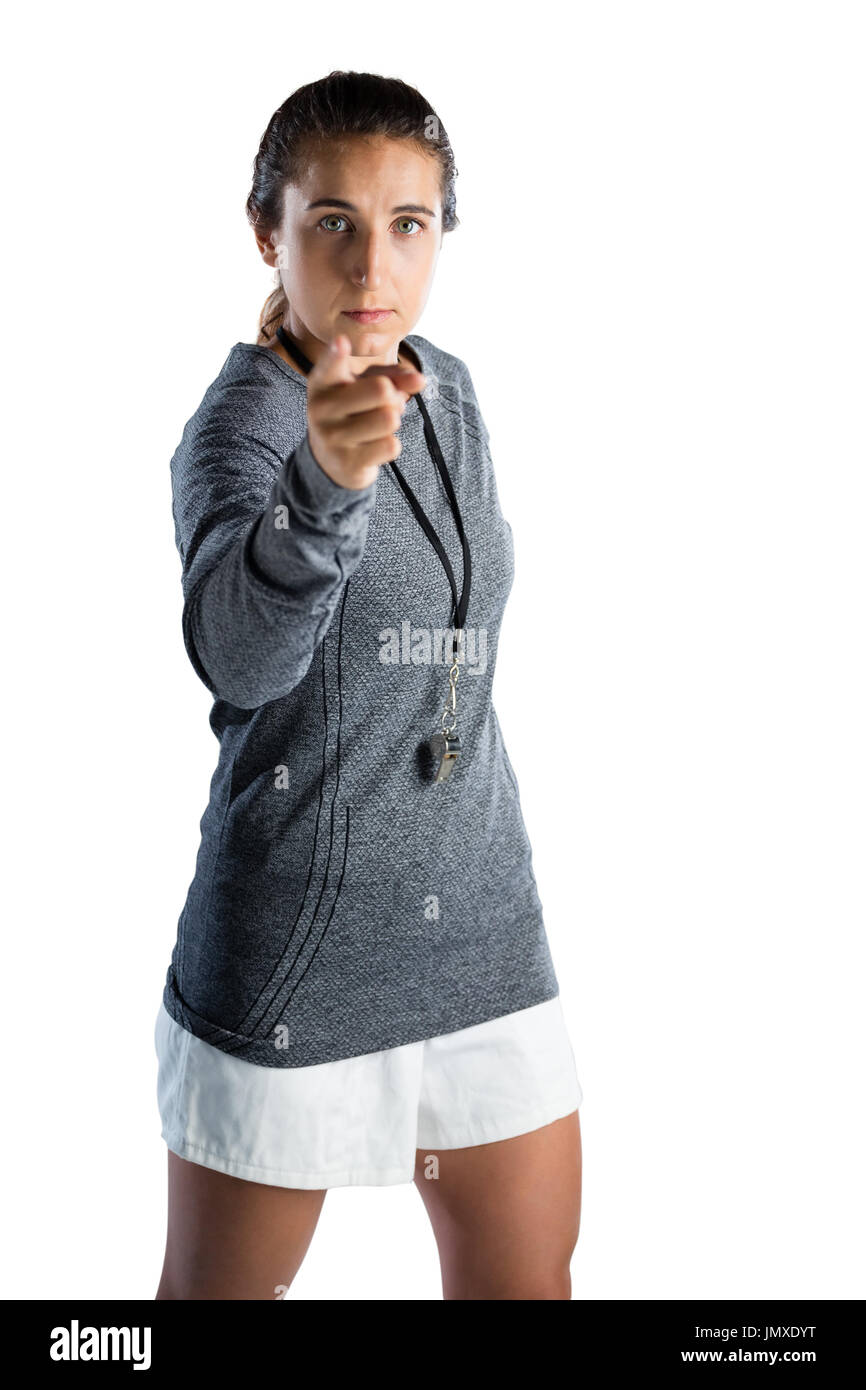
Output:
[246, 70, 460, 344]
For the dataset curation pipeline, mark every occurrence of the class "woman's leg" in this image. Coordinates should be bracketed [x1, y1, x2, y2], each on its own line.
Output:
[413, 1109, 582, 1300]
[156, 1149, 327, 1300]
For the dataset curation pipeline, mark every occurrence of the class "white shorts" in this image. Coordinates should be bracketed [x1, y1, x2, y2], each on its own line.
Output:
[154, 996, 583, 1189]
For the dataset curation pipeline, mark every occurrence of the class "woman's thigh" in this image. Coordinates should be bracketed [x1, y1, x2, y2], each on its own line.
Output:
[413, 1108, 582, 1300]
[156, 1150, 327, 1300]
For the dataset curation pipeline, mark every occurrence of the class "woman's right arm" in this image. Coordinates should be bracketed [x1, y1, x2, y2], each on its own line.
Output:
[173, 405, 378, 710]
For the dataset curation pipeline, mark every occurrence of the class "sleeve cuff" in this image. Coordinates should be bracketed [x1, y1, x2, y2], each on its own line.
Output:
[292, 430, 378, 517]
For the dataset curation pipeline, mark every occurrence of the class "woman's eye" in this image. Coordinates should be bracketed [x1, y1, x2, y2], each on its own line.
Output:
[317, 215, 424, 235]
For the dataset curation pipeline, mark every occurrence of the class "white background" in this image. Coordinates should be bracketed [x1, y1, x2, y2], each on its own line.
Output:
[3, 1, 863, 1300]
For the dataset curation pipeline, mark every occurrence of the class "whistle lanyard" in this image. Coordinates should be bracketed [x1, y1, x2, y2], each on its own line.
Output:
[276, 326, 472, 781]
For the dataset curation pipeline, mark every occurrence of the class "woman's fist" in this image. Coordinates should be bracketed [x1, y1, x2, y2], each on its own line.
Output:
[306, 333, 427, 491]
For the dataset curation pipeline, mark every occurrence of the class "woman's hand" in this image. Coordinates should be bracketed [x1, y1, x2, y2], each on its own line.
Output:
[306, 333, 427, 491]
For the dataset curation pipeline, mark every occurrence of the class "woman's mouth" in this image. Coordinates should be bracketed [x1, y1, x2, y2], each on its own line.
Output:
[342, 310, 393, 324]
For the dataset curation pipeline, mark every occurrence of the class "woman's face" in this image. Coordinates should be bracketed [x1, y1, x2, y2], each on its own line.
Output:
[259, 134, 444, 370]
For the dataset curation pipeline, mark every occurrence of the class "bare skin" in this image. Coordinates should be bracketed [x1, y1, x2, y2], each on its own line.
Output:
[252, 134, 441, 490]
[155, 1151, 326, 1301]
[156, 1110, 581, 1300]
[253, 133, 443, 379]
[265, 328, 425, 491]
[265, 327, 422, 381]
[413, 1110, 582, 1301]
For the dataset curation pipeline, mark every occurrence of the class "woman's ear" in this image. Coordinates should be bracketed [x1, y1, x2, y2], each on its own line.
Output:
[253, 228, 279, 269]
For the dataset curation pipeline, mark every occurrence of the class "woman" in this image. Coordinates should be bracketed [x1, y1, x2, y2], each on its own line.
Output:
[155, 70, 584, 1301]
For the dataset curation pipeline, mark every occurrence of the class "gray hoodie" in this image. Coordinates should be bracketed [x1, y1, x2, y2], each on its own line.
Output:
[162, 336, 560, 1066]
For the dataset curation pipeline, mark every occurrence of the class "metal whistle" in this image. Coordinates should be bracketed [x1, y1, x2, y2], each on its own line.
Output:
[429, 730, 461, 782]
